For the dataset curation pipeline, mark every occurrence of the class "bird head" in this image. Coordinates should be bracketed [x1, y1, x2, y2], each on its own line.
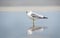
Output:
[26, 11, 28, 14]
[27, 29, 32, 35]
[26, 10, 32, 14]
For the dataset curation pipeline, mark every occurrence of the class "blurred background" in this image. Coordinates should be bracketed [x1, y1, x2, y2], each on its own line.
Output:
[0, 0, 60, 38]
[0, 0, 60, 6]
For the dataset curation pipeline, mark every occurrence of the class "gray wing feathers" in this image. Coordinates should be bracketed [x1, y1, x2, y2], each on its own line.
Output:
[31, 14, 48, 19]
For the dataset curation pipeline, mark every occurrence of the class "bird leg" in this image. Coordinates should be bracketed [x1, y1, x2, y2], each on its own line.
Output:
[32, 18, 35, 29]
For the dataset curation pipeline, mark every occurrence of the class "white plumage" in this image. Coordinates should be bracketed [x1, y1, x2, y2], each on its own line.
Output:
[26, 11, 48, 19]
[26, 11, 48, 35]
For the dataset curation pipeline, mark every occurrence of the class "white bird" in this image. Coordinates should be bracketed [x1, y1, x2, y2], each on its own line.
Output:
[26, 11, 48, 35]
[26, 11, 48, 19]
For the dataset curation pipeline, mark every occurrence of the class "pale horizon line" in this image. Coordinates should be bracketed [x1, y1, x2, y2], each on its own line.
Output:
[0, 6, 60, 11]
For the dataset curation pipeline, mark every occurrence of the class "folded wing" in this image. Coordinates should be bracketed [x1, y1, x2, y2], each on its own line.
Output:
[31, 13, 48, 19]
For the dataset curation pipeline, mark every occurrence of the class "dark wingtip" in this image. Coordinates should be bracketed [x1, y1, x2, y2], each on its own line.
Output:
[43, 17, 48, 19]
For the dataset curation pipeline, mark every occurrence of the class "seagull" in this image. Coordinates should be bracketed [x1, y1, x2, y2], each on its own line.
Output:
[26, 11, 48, 35]
[26, 11, 48, 19]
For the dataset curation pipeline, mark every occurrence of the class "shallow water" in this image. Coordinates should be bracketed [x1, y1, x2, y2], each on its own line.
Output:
[0, 11, 60, 38]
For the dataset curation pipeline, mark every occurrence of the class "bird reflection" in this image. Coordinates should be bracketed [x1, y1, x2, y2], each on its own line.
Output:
[27, 29, 32, 35]
[27, 26, 47, 35]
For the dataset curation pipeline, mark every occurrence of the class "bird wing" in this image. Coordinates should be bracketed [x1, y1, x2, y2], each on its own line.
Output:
[31, 13, 48, 19]
[31, 13, 43, 19]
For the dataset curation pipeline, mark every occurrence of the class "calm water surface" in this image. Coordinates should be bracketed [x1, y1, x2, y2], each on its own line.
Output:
[0, 11, 60, 38]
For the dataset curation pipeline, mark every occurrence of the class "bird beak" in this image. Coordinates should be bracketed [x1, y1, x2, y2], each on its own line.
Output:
[26, 11, 28, 14]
